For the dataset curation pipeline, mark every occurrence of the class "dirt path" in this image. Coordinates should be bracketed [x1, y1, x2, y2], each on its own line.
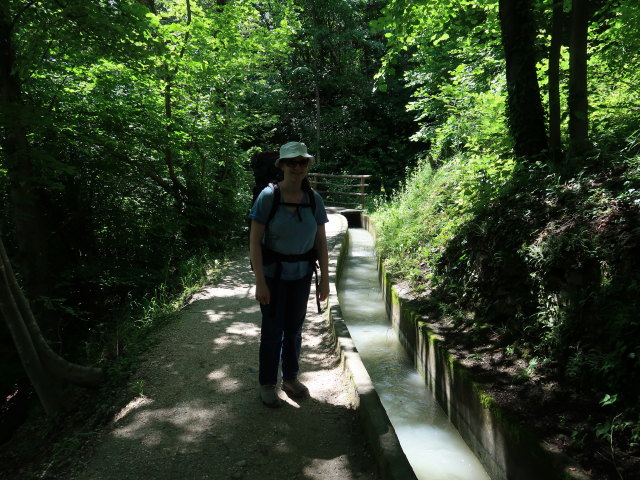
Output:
[70, 215, 380, 480]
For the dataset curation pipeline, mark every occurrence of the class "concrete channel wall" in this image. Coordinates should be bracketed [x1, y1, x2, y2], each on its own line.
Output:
[351, 213, 588, 480]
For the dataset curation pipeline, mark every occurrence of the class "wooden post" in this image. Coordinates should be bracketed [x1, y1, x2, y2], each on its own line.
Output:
[309, 173, 318, 190]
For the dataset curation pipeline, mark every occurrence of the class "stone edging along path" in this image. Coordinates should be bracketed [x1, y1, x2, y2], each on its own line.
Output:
[327, 213, 589, 480]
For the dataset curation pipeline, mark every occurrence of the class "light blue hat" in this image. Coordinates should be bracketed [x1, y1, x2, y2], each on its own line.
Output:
[275, 142, 315, 166]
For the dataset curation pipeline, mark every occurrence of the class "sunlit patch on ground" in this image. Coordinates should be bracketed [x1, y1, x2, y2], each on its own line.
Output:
[210, 321, 261, 351]
[225, 321, 260, 337]
[112, 399, 224, 446]
[303, 455, 359, 480]
[206, 366, 244, 393]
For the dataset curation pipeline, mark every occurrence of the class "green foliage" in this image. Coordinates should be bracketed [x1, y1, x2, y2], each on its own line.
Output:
[130, 380, 146, 396]
[264, 0, 422, 193]
[367, 0, 640, 470]
[87, 250, 226, 365]
[409, 67, 511, 162]
[374, 0, 640, 169]
[372, 154, 515, 289]
[373, 0, 507, 160]
[3, 0, 640, 471]
[595, 393, 640, 470]
[369, 5, 640, 460]
[1, 0, 298, 346]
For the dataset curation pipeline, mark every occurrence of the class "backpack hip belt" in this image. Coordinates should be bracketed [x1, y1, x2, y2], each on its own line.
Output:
[261, 245, 317, 265]
[261, 245, 321, 313]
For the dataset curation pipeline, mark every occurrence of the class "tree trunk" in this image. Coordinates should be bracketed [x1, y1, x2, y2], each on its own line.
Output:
[0, 242, 64, 416]
[498, 0, 549, 159]
[568, 0, 589, 156]
[0, 239, 105, 388]
[136, 0, 157, 14]
[548, 0, 564, 163]
[0, 7, 53, 305]
[315, 82, 321, 163]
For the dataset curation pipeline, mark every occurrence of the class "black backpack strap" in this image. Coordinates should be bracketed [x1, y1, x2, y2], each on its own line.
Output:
[302, 180, 316, 216]
[264, 183, 280, 236]
[268, 182, 316, 223]
[305, 185, 320, 312]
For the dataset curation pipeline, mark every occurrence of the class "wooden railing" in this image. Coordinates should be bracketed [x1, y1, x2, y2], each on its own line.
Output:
[308, 173, 372, 209]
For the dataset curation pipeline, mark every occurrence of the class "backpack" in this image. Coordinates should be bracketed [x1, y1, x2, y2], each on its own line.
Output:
[250, 152, 280, 206]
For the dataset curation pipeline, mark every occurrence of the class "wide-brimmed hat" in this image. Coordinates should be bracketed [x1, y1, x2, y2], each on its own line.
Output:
[275, 142, 315, 167]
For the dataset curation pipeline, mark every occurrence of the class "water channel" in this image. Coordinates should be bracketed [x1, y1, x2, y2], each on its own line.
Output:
[337, 228, 491, 480]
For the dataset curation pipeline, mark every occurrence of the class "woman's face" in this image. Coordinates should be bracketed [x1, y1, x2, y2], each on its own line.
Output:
[280, 156, 310, 179]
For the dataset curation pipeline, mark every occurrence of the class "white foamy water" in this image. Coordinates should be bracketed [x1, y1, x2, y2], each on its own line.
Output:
[338, 228, 491, 480]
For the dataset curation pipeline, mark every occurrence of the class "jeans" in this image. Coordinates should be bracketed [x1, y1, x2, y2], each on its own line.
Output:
[259, 273, 312, 386]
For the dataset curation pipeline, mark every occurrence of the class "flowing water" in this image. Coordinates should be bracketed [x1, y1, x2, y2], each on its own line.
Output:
[337, 228, 491, 480]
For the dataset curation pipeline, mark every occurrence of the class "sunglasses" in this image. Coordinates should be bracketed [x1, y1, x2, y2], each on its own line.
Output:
[282, 158, 310, 167]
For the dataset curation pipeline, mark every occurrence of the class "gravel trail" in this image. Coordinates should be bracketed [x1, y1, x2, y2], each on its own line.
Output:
[71, 215, 380, 480]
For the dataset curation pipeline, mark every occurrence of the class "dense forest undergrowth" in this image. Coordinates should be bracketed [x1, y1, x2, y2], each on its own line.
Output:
[2, 0, 640, 478]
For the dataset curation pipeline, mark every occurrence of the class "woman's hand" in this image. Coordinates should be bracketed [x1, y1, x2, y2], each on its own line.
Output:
[255, 279, 271, 305]
[317, 276, 330, 302]
[315, 224, 330, 303]
[250, 220, 270, 304]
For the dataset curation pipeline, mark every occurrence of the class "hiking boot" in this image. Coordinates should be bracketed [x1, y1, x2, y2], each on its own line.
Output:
[282, 378, 309, 399]
[260, 385, 282, 408]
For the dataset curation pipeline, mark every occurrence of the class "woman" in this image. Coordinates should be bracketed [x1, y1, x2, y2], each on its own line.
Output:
[249, 141, 330, 407]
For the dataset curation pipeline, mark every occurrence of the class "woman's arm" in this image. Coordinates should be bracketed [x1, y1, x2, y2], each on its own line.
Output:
[315, 223, 330, 302]
[249, 220, 270, 305]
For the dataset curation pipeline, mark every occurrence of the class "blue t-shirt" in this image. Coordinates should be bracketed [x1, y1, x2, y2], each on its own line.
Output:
[249, 185, 329, 280]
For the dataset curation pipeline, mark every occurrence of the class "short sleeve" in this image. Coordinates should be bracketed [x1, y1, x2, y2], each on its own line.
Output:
[248, 186, 274, 224]
[313, 191, 329, 225]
